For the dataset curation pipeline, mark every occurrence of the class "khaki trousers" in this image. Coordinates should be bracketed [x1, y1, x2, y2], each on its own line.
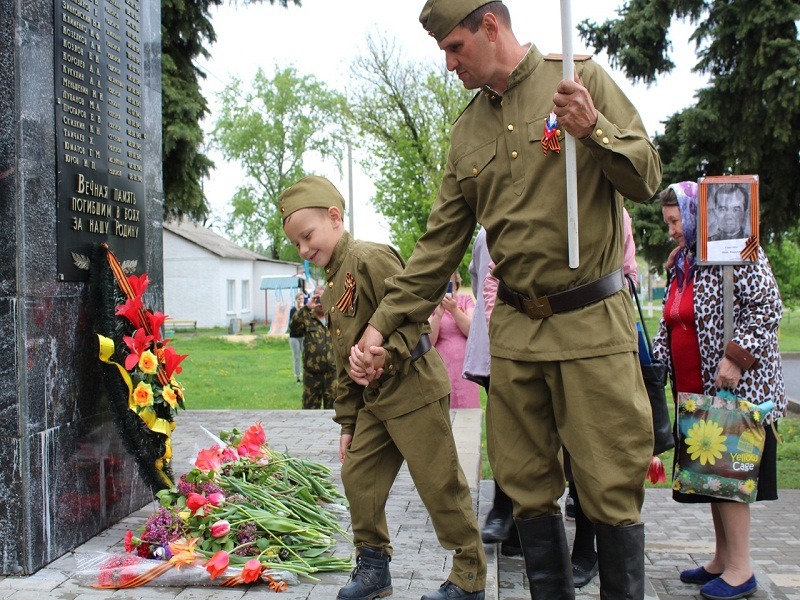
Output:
[342, 396, 487, 591]
[487, 352, 653, 525]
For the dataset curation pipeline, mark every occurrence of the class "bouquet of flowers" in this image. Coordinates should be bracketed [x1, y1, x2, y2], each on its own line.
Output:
[73, 421, 353, 589]
[92, 243, 188, 490]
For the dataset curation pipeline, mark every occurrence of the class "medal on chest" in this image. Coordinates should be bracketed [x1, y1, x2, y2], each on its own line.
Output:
[542, 112, 561, 156]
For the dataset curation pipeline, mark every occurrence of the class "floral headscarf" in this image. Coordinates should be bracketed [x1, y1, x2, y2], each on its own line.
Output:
[669, 181, 698, 291]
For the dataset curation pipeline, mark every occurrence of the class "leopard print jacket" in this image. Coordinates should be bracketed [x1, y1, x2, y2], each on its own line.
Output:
[652, 248, 786, 424]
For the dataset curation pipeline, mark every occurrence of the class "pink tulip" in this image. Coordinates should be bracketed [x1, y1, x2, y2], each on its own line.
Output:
[241, 558, 262, 583]
[210, 519, 230, 538]
[207, 492, 225, 507]
[204, 550, 230, 580]
[647, 456, 666, 484]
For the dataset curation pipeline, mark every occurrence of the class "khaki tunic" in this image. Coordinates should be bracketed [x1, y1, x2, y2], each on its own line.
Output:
[369, 45, 662, 360]
[322, 232, 450, 434]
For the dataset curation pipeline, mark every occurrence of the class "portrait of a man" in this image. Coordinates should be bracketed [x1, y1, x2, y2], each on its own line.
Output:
[708, 183, 750, 241]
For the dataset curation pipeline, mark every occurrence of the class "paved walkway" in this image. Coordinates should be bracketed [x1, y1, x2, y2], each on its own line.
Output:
[1, 408, 799, 599]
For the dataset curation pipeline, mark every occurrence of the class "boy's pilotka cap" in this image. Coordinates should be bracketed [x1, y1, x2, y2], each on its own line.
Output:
[279, 175, 346, 219]
[419, 0, 500, 42]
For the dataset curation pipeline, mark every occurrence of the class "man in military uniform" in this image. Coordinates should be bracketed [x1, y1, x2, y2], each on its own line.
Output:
[288, 286, 336, 409]
[352, 2, 662, 599]
[280, 175, 486, 600]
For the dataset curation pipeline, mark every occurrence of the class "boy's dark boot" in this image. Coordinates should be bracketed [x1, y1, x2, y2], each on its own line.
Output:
[595, 522, 645, 600]
[337, 546, 393, 600]
[421, 581, 485, 599]
[515, 514, 575, 600]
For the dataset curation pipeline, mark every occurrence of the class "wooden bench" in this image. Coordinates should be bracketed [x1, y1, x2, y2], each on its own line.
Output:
[165, 319, 197, 333]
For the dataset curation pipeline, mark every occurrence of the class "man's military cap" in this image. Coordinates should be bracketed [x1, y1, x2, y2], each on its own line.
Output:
[279, 175, 346, 219]
[419, 0, 501, 42]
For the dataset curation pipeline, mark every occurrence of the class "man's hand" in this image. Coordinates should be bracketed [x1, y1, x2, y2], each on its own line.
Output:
[349, 344, 385, 385]
[552, 72, 598, 140]
[353, 325, 384, 381]
[339, 434, 353, 463]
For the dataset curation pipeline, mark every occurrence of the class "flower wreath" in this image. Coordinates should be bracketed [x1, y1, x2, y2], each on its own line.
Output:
[91, 243, 187, 491]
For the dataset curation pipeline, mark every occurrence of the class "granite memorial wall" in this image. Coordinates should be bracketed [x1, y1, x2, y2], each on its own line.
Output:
[0, 0, 162, 574]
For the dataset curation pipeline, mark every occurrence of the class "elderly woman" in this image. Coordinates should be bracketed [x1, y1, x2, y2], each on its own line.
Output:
[652, 181, 785, 600]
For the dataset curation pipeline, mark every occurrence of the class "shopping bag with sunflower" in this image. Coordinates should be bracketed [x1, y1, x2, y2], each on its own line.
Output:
[673, 390, 774, 503]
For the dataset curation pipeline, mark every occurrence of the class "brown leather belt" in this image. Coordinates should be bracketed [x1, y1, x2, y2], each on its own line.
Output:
[497, 268, 625, 319]
[376, 333, 431, 385]
[410, 333, 432, 362]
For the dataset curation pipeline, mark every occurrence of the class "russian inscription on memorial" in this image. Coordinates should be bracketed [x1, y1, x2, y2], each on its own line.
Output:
[55, 0, 146, 281]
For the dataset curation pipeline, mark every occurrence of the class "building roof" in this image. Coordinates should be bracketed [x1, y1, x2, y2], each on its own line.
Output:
[163, 218, 295, 264]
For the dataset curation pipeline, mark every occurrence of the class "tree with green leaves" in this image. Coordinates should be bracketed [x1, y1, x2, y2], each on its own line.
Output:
[580, 0, 800, 269]
[347, 35, 474, 261]
[160, 0, 299, 220]
[211, 67, 347, 259]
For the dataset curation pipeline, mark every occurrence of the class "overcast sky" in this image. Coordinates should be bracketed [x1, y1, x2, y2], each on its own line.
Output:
[195, 0, 707, 244]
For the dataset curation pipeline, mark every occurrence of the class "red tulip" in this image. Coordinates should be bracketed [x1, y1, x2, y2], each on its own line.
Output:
[241, 559, 262, 583]
[146, 311, 167, 341]
[160, 344, 188, 379]
[204, 550, 230, 581]
[647, 456, 666, 484]
[210, 520, 230, 538]
[186, 492, 208, 512]
[127, 273, 151, 299]
[238, 422, 267, 459]
[195, 446, 222, 473]
[115, 297, 144, 328]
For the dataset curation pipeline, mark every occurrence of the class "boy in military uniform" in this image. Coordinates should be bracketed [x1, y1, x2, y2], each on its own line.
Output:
[280, 175, 486, 600]
[288, 286, 336, 409]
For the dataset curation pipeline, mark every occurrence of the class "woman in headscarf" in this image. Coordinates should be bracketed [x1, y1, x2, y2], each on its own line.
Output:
[652, 182, 785, 600]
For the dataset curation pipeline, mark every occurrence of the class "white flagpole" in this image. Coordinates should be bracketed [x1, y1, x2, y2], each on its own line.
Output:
[560, 0, 580, 269]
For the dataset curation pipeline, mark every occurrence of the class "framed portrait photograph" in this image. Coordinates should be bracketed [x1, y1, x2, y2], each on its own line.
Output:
[698, 175, 759, 264]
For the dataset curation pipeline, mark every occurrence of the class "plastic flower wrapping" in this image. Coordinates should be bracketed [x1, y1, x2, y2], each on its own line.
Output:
[72, 422, 353, 589]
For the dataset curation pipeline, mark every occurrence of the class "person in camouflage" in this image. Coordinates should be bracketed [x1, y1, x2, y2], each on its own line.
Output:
[288, 286, 336, 409]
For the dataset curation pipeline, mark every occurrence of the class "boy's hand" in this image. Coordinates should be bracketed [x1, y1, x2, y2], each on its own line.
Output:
[339, 434, 353, 463]
[349, 344, 385, 385]
[355, 325, 385, 380]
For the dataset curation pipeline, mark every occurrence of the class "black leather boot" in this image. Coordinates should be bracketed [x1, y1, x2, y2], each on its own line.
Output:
[337, 546, 393, 600]
[421, 580, 485, 599]
[481, 482, 514, 543]
[515, 514, 575, 600]
[595, 522, 645, 600]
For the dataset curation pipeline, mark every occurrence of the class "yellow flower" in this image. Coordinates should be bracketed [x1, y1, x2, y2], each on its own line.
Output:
[683, 399, 697, 413]
[168, 537, 199, 568]
[162, 385, 179, 408]
[672, 480, 682, 491]
[138, 350, 159, 375]
[178, 510, 191, 521]
[685, 420, 727, 466]
[133, 381, 154, 407]
[752, 410, 761, 423]
[742, 480, 756, 493]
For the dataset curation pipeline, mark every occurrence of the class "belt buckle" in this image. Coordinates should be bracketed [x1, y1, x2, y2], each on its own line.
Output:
[521, 295, 553, 319]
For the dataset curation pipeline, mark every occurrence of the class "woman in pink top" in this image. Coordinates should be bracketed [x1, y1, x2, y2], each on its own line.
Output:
[429, 272, 480, 408]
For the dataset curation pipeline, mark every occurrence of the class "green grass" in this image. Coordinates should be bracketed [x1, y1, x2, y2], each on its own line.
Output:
[168, 322, 800, 488]
[171, 331, 302, 410]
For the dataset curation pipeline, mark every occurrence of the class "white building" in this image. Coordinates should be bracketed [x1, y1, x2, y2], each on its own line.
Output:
[163, 219, 306, 329]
